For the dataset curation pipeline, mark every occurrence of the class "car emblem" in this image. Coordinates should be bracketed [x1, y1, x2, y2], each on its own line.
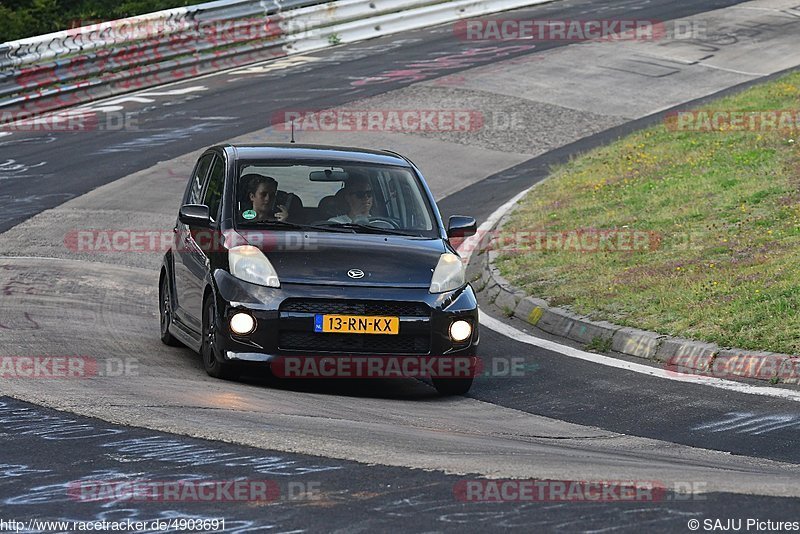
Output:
[347, 269, 365, 279]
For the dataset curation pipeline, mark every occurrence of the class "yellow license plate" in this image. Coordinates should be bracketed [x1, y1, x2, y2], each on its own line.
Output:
[314, 314, 399, 335]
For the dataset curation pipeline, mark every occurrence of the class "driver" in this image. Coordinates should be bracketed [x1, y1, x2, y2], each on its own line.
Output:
[328, 172, 373, 224]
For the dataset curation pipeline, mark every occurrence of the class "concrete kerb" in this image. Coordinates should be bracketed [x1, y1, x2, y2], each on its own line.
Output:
[780, 358, 800, 385]
[478, 197, 799, 386]
[655, 338, 719, 370]
[713, 349, 792, 382]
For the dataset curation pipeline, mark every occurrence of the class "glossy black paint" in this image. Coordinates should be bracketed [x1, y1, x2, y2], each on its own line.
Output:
[447, 216, 478, 238]
[161, 144, 478, 369]
[264, 233, 446, 288]
[178, 204, 212, 227]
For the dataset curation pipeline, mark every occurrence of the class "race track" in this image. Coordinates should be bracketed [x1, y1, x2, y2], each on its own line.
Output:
[2, 0, 800, 530]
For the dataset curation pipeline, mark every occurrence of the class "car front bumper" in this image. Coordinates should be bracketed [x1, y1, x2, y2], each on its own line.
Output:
[211, 270, 479, 364]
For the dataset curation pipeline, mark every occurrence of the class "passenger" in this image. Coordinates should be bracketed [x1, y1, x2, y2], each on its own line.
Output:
[327, 172, 373, 224]
[243, 174, 288, 222]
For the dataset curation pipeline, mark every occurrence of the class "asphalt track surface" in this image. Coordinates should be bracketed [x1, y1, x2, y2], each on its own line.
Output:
[1, 397, 799, 533]
[2, 0, 800, 531]
[0, 0, 748, 233]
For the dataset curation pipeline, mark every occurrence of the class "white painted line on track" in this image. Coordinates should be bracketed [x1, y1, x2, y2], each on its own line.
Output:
[480, 312, 800, 403]
[138, 87, 209, 97]
[695, 64, 767, 77]
[458, 183, 800, 403]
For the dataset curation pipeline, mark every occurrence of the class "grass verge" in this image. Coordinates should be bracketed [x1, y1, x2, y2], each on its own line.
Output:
[494, 72, 800, 355]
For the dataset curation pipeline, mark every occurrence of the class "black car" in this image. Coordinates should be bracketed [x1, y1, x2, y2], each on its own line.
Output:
[159, 144, 479, 395]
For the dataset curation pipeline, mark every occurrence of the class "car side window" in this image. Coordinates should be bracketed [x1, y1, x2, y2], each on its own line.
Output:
[203, 156, 225, 223]
[186, 154, 214, 204]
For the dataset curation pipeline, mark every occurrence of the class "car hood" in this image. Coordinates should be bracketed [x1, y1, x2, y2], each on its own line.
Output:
[250, 232, 448, 288]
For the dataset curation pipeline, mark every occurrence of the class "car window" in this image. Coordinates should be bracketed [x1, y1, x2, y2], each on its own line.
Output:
[239, 164, 341, 209]
[203, 156, 225, 223]
[186, 154, 213, 204]
[234, 161, 436, 235]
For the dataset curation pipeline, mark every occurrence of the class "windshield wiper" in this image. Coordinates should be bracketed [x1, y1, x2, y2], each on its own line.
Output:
[319, 222, 423, 237]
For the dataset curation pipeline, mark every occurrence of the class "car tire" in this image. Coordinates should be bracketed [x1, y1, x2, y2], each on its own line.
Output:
[202, 295, 239, 381]
[431, 377, 473, 396]
[159, 275, 183, 347]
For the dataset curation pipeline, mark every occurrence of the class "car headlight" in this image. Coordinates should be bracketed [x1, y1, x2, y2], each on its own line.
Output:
[429, 253, 465, 293]
[228, 245, 280, 288]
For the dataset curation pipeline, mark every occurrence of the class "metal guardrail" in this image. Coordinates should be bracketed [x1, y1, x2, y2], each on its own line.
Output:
[0, 0, 304, 69]
[0, 0, 550, 115]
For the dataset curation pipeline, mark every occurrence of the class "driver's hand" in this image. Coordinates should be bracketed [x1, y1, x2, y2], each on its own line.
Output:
[274, 205, 289, 221]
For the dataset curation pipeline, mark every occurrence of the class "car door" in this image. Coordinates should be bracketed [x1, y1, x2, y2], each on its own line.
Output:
[182, 154, 226, 330]
[173, 153, 214, 332]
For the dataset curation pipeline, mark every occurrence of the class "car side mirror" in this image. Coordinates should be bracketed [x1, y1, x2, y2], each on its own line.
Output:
[447, 215, 477, 238]
[179, 204, 212, 228]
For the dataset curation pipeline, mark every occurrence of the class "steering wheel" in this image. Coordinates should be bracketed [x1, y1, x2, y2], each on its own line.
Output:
[368, 216, 401, 229]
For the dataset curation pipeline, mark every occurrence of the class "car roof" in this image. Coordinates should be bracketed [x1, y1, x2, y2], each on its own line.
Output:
[218, 144, 412, 167]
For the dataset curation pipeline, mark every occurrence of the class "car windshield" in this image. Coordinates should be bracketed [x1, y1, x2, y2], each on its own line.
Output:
[234, 161, 437, 237]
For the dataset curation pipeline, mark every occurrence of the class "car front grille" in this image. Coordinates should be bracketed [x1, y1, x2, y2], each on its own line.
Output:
[281, 299, 431, 317]
[280, 299, 430, 317]
[278, 331, 430, 354]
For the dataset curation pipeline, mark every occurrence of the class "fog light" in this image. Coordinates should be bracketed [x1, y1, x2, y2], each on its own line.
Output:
[230, 312, 256, 335]
[449, 320, 472, 342]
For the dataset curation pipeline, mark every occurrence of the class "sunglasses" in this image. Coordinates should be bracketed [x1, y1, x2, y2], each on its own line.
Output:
[351, 190, 373, 199]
